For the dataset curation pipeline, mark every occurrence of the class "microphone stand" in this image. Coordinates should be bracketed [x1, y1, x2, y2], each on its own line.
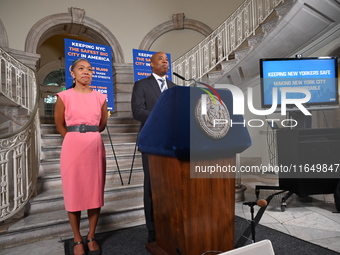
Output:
[235, 190, 286, 248]
[250, 204, 256, 243]
[243, 202, 256, 243]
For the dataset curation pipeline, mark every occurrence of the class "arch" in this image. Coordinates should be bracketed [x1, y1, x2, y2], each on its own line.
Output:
[139, 13, 213, 51]
[0, 19, 9, 48]
[25, 7, 124, 63]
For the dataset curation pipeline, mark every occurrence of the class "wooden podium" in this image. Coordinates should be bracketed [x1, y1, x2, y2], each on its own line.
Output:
[137, 86, 252, 255]
[146, 155, 236, 255]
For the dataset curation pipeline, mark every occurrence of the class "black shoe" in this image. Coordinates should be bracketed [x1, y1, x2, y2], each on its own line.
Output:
[87, 238, 101, 255]
[73, 241, 86, 255]
[148, 230, 156, 243]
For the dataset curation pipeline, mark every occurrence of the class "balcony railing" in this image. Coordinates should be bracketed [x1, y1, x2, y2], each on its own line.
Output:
[0, 47, 40, 222]
[172, 0, 285, 85]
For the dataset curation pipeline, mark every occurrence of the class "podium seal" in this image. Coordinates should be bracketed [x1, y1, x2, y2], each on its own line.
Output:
[195, 95, 230, 139]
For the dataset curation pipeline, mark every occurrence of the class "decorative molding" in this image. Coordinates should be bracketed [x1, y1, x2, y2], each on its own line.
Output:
[139, 13, 213, 51]
[25, 7, 124, 63]
[66, 7, 86, 36]
[0, 19, 9, 48]
[172, 13, 185, 30]
[70, 7, 85, 24]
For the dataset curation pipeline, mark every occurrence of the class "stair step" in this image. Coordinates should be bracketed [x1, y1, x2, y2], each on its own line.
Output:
[41, 142, 139, 159]
[261, 17, 279, 33]
[28, 179, 144, 215]
[36, 166, 144, 191]
[39, 154, 142, 174]
[107, 117, 139, 125]
[247, 32, 265, 47]
[233, 46, 251, 60]
[39, 158, 143, 175]
[41, 133, 138, 146]
[40, 153, 142, 163]
[0, 197, 145, 249]
[218, 58, 238, 74]
[275, 0, 295, 17]
[40, 123, 140, 135]
[40, 116, 140, 125]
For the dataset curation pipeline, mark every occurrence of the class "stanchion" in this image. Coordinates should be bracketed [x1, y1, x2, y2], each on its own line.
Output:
[128, 134, 138, 184]
[106, 124, 124, 185]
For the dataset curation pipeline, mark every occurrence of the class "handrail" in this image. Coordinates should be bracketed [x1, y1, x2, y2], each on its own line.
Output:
[0, 47, 39, 138]
[0, 47, 40, 222]
[172, 0, 286, 85]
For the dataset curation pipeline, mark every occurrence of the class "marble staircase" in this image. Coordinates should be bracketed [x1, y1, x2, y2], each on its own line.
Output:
[0, 94, 31, 136]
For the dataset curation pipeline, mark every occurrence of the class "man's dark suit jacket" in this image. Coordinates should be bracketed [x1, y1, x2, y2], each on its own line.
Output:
[131, 75, 176, 127]
[131, 74, 177, 234]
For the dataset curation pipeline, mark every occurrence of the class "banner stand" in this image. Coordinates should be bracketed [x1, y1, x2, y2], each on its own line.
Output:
[106, 124, 124, 185]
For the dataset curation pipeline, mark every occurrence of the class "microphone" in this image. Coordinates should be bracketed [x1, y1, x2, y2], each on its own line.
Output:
[173, 72, 196, 87]
[243, 199, 268, 207]
[173, 72, 187, 81]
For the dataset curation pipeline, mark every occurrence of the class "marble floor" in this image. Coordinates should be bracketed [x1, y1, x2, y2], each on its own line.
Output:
[237, 171, 340, 254]
[1, 171, 340, 255]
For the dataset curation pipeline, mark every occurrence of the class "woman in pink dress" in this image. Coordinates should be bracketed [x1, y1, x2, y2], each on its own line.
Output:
[54, 58, 107, 255]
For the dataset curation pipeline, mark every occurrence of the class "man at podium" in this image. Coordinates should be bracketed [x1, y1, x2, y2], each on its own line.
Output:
[131, 51, 177, 243]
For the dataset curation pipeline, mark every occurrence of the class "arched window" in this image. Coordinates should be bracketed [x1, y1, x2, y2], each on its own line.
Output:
[43, 68, 65, 87]
[42, 68, 66, 115]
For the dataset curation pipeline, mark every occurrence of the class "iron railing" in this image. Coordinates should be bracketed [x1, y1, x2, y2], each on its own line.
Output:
[0, 47, 40, 222]
[172, 0, 286, 85]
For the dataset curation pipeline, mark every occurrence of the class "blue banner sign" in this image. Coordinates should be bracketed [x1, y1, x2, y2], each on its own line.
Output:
[133, 49, 172, 82]
[64, 38, 114, 110]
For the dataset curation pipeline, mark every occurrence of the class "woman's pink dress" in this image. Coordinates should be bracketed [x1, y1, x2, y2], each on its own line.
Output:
[57, 89, 106, 212]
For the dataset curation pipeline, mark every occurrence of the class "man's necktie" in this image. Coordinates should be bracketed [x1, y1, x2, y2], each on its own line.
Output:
[158, 78, 166, 92]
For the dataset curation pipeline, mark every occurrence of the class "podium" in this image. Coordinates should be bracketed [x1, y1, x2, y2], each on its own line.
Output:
[138, 86, 251, 255]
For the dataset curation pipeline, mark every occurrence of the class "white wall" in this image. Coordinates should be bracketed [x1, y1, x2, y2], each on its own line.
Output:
[0, 0, 244, 62]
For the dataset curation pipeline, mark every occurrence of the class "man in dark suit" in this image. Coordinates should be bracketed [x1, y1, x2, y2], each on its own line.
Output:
[131, 52, 176, 243]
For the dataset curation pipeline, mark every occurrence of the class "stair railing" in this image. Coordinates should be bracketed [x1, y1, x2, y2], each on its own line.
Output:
[172, 0, 286, 85]
[0, 47, 40, 222]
